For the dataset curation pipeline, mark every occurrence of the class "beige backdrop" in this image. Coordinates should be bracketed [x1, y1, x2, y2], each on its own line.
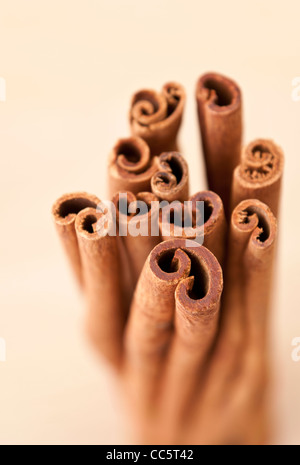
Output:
[0, 0, 299, 444]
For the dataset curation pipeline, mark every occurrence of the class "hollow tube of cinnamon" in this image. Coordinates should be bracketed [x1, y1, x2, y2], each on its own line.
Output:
[75, 207, 125, 368]
[157, 240, 223, 443]
[159, 190, 227, 266]
[231, 139, 284, 217]
[108, 136, 158, 199]
[196, 72, 242, 215]
[151, 152, 189, 202]
[112, 191, 161, 288]
[129, 82, 186, 156]
[52, 192, 100, 288]
[123, 239, 223, 434]
[187, 199, 277, 444]
[212, 199, 277, 392]
[224, 199, 277, 348]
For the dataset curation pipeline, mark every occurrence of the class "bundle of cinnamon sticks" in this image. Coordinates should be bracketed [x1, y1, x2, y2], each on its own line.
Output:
[52, 73, 284, 444]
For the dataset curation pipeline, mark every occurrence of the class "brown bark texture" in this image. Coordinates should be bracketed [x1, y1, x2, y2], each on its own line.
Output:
[52, 192, 100, 288]
[75, 207, 126, 368]
[151, 151, 189, 202]
[159, 190, 227, 266]
[196, 72, 243, 215]
[108, 136, 158, 199]
[231, 139, 284, 217]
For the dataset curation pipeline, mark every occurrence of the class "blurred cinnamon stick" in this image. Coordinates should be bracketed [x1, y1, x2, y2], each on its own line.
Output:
[222, 199, 277, 350]
[130, 82, 186, 155]
[52, 192, 100, 288]
[187, 199, 277, 444]
[196, 72, 242, 215]
[108, 136, 157, 199]
[231, 139, 284, 217]
[157, 241, 223, 442]
[123, 239, 223, 439]
[75, 207, 125, 368]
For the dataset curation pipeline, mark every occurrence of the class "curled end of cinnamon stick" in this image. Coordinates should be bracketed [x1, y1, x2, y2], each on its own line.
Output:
[161, 81, 186, 121]
[51, 192, 101, 287]
[149, 239, 223, 315]
[235, 139, 284, 188]
[52, 192, 100, 226]
[130, 82, 185, 128]
[190, 190, 225, 236]
[108, 136, 157, 197]
[232, 139, 284, 216]
[75, 207, 104, 240]
[109, 136, 151, 173]
[159, 191, 226, 262]
[196, 72, 241, 114]
[232, 199, 277, 253]
[151, 152, 189, 202]
[129, 82, 186, 155]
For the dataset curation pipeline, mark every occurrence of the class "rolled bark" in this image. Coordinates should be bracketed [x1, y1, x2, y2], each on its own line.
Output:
[108, 136, 158, 199]
[159, 190, 226, 266]
[157, 240, 223, 442]
[123, 239, 223, 439]
[187, 199, 277, 444]
[151, 152, 189, 202]
[75, 207, 125, 368]
[130, 82, 186, 155]
[112, 191, 161, 288]
[231, 139, 284, 217]
[222, 199, 277, 349]
[196, 72, 242, 215]
[51, 192, 100, 288]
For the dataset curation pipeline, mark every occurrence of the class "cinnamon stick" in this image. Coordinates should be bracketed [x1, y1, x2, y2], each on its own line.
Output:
[75, 207, 125, 367]
[222, 198, 277, 349]
[159, 190, 226, 266]
[52, 192, 100, 288]
[108, 136, 157, 199]
[123, 239, 223, 433]
[196, 72, 242, 215]
[231, 139, 284, 217]
[112, 191, 161, 287]
[187, 199, 277, 444]
[157, 240, 223, 442]
[151, 152, 189, 202]
[129, 82, 186, 155]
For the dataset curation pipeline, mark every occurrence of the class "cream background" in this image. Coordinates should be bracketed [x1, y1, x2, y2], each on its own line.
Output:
[0, 0, 299, 444]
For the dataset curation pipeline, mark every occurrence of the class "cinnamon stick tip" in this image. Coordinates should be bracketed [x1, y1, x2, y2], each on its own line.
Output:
[232, 199, 277, 248]
[235, 138, 284, 187]
[196, 71, 241, 112]
[75, 207, 103, 239]
[109, 136, 150, 169]
[190, 190, 225, 234]
[148, 240, 223, 312]
[51, 192, 100, 225]
[151, 152, 188, 194]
